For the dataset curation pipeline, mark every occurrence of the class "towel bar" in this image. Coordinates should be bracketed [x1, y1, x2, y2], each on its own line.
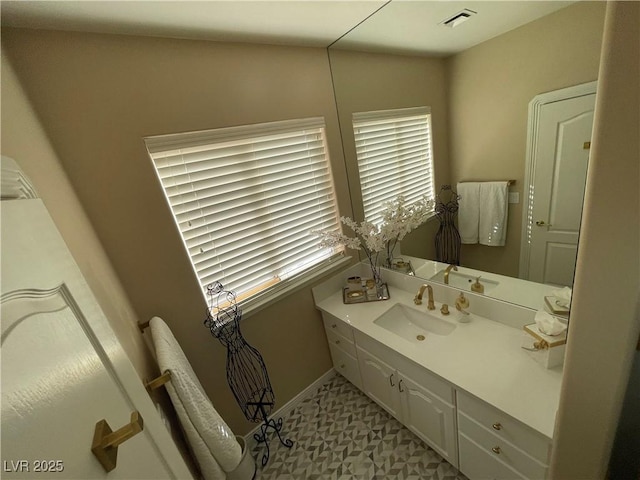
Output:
[460, 179, 515, 186]
[145, 371, 172, 391]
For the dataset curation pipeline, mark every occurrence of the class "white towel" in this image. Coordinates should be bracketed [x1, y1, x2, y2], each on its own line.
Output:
[479, 182, 509, 246]
[150, 316, 242, 479]
[457, 182, 481, 244]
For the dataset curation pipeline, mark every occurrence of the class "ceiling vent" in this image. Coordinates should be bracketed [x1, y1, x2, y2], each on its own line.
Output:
[440, 8, 477, 28]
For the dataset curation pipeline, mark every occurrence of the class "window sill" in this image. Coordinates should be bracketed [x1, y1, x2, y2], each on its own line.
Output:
[238, 255, 354, 320]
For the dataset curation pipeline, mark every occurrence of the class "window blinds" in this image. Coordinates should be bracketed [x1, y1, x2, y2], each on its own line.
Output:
[353, 107, 435, 225]
[145, 117, 341, 302]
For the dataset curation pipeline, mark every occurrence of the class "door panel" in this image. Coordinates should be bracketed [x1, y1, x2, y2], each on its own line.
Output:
[356, 347, 401, 420]
[399, 374, 457, 466]
[1, 199, 192, 479]
[527, 93, 595, 286]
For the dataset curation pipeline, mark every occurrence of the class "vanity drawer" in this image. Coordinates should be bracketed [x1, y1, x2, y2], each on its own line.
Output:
[458, 432, 526, 480]
[458, 391, 551, 464]
[325, 327, 357, 358]
[458, 412, 548, 480]
[322, 314, 355, 342]
[329, 343, 362, 390]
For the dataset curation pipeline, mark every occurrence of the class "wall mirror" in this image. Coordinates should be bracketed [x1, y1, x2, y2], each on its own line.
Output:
[327, 1, 605, 311]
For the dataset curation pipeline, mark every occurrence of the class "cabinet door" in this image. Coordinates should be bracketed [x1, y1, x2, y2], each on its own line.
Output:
[399, 373, 458, 467]
[357, 346, 401, 420]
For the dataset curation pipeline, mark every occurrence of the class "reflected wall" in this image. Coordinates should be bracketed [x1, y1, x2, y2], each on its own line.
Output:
[329, 1, 606, 284]
[329, 49, 450, 260]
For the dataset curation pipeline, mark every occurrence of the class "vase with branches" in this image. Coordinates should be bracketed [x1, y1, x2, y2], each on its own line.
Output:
[314, 195, 434, 288]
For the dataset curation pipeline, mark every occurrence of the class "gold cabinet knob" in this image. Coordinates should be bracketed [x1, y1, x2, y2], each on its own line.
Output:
[492, 422, 502, 430]
[492, 446, 501, 454]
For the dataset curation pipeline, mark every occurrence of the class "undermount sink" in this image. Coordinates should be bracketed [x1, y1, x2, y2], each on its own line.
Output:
[429, 270, 499, 293]
[374, 303, 456, 342]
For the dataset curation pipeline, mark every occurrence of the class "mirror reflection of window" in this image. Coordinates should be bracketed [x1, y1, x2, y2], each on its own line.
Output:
[352, 106, 435, 226]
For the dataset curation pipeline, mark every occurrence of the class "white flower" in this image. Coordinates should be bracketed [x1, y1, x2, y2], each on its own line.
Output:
[312, 195, 434, 260]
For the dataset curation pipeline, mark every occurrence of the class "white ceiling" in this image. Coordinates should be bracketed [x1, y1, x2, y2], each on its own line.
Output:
[1, 0, 575, 56]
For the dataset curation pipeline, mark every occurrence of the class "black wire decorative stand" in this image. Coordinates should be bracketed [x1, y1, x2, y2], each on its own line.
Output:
[435, 185, 461, 265]
[203, 282, 293, 466]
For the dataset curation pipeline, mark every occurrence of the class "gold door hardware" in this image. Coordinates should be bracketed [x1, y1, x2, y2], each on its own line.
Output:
[583, 141, 591, 150]
[145, 371, 172, 391]
[137, 320, 150, 333]
[492, 446, 502, 454]
[492, 423, 502, 430]
[535, 220, 552, 227]
[92, 411, 144, 472]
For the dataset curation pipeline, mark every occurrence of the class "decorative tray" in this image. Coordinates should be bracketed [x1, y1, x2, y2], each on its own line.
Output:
[544, 296, 570, 317]
[342, 283, 390, 304]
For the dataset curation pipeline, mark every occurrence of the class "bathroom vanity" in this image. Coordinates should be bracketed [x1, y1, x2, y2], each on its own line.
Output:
[313, 263, 563, 480]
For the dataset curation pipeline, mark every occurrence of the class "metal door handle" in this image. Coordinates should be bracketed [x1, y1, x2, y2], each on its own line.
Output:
[92, 411, 144, 472]
[492, 446, 502, 454]
[399, 379, 405, 393]
[389, 373, 395, 387]
[535, 220, 552, 226]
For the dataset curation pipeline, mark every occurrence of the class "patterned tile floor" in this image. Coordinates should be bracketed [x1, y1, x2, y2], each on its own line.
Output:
[251, 374, 467, 480]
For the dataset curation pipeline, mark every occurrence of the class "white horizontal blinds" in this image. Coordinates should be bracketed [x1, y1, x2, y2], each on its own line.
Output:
[353, 106, 435, 225]
[146, 117, 341, 300]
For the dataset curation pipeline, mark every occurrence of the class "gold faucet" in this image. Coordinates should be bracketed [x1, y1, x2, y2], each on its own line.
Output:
[444, 264, 458, 284]
[414, 284, 436, 310]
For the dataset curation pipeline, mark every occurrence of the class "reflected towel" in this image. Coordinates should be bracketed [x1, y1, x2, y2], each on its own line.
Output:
[150, 316, 242, 480]
[457, 182, 481, 244]
[479, 182, 509, 246]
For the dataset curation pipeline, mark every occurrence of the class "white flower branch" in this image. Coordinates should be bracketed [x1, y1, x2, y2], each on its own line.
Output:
[313, 195, 434, 271]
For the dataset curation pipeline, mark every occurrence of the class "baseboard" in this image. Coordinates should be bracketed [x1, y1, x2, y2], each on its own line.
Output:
[243, 368, 336, 450]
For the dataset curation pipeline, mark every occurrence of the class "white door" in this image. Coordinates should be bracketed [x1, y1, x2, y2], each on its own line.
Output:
[398, 373, 458, 467]
[356, 347, 402, 420]
[525, 90, 596, 286]
[1, 199, 193, 480]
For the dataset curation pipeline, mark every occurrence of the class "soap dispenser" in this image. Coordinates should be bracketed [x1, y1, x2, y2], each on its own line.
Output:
[471, 276, 484, 294]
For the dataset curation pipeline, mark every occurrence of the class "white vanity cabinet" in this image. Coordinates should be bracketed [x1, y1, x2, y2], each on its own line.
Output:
[316, 289, 559, 480]
[321, 313, 363, 390]
[355, 332, 458, 467]
[457, 391, 551, 480]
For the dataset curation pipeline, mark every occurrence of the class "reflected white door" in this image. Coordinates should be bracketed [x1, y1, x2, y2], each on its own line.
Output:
[1, 199, 193, 480]
[525, 92, 596, 286]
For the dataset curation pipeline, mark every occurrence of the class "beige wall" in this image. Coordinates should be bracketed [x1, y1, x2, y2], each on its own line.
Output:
[550, 1, 640, 476]
[2, 28, 352, 434]
[1, 49, 157, 380]
[328, 49, 449, 260]
[446, 1, 606, 276]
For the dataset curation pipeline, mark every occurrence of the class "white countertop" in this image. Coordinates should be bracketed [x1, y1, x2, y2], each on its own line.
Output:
[316, 283, 563, 440]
